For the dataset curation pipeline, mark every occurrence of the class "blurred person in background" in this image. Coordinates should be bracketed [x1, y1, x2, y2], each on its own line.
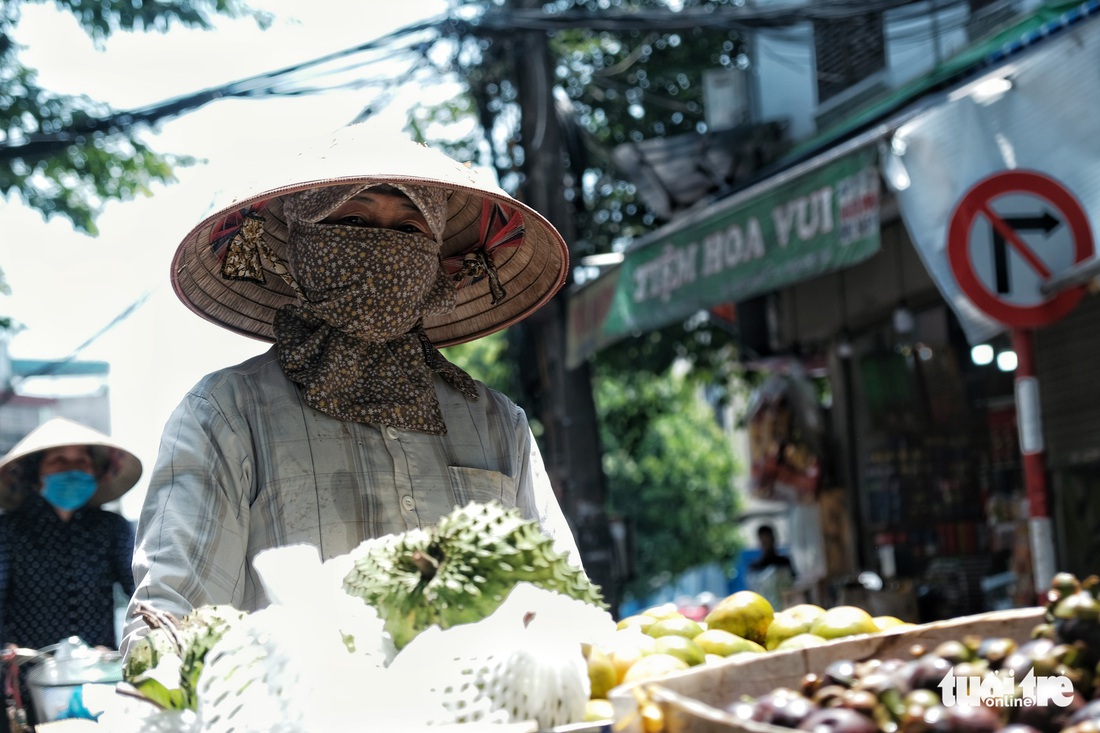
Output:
[749, 524, 796, 577]
[748, 524, 796, 609]
[0, 417, 140, 730]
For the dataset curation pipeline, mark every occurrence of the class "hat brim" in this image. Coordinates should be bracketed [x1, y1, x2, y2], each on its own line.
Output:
[0, 418, 142, 511]
[171, 128, 570, 346]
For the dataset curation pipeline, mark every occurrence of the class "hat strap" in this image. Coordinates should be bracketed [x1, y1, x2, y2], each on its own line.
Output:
[443, 200, 526, 304]
[454, 251, 506, 304]
[221, 212, 305, 300]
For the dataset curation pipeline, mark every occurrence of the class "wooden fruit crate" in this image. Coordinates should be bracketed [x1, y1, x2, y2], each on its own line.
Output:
[609, 606, 1046, 733]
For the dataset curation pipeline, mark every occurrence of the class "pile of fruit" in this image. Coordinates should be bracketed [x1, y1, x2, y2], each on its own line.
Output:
[583, 589, 910, 720]
[625, 572, 1100, 733]
[116, 502, 615, 733]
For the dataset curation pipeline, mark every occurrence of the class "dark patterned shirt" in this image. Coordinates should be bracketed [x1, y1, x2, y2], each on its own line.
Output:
[0, 494, 135, 650]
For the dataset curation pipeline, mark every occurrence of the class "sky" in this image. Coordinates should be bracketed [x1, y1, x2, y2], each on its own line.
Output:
[1, 0, 452, 519]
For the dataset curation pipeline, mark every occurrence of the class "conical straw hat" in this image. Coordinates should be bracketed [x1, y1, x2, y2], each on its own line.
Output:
[0, 417, 142, 511]
[171, 125, 569, 346]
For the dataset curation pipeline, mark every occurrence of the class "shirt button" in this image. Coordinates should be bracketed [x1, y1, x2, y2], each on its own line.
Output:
[386, 426, 399, 439]
[401, 495, 416, 511]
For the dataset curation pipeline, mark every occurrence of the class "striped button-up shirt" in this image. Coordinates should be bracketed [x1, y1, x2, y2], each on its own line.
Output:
[123, 347, 578, 653]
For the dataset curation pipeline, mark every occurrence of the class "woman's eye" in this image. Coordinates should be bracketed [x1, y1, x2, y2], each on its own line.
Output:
[338, 215, 370, 227]
[398, 223, 429, 235]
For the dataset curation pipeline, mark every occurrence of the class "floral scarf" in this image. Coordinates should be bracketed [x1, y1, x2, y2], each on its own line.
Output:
[272, 183, 478, 435]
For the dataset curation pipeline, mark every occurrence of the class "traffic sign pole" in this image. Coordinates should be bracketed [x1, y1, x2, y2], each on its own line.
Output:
[1012, 327, 1056, 597]
[947, 171, 1089, 601]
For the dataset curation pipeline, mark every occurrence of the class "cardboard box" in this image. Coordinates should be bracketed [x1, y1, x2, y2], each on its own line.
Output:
[609, 606, 1046, 733]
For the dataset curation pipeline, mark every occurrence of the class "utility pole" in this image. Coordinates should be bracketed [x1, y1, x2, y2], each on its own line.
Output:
[509, 0, 622, 613]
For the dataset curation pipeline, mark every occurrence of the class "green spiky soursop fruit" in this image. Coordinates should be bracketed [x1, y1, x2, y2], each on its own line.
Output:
[342, 501, 605, 649]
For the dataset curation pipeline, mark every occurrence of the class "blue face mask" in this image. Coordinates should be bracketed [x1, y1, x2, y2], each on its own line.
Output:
[41, 470, 98, 511]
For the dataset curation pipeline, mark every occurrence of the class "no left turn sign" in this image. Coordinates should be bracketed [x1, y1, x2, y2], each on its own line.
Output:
[947, 170, 1093, 328]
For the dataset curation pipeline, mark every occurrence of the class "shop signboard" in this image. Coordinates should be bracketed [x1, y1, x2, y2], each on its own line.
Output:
[566, 145, 881, 367]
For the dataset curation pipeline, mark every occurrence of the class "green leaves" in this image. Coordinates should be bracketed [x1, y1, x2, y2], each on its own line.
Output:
[128, 677, 189, 711]
[441, 329, 516, 394]
[31, 0, 270, 46]
[3, 128, 192, 235]
[594, 359, 743, 601]
[1, 0, 261, 233]
[123, 604, 247, 711]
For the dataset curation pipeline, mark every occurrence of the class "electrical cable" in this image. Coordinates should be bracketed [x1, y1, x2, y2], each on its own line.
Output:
[1, 0, 977, 163]
[0, 290, 155, 407]
[0, 17, 449, 162]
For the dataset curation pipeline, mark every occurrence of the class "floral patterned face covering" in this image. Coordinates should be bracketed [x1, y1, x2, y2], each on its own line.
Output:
[273, 183, 477, 435]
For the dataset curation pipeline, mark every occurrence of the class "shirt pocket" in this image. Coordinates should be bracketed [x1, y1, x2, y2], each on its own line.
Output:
[448, 466, 519, 509]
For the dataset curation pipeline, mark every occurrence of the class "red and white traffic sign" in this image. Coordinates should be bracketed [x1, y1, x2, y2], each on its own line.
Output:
[947, 170, 1094, 328]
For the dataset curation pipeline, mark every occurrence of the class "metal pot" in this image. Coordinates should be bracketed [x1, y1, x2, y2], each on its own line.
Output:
[24, 637, 122, 724]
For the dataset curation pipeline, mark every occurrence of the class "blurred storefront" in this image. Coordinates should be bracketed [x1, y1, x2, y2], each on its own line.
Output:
[568, 1, 1100, 618]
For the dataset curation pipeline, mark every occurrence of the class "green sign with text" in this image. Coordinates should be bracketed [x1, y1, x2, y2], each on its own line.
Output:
[567, 145, 881, 366]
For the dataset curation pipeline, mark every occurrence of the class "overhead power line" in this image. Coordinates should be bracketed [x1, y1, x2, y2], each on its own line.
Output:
[0, 16, 452, 163]
[0, 290, 154, 407]
[0, 0, 967, 164]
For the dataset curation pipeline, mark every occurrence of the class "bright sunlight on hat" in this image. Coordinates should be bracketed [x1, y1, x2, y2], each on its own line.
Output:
[170, 125, 570, 347]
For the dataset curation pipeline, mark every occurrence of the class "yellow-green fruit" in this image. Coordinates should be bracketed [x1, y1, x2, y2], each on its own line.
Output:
[694, 628, 766, 657]
[775, 632, 829, 650]
[585, 699, 615, 722]
[809, 605, 879, 640]
[1054, 590, 1100, 621]
[617, 614, 658, 633]
[607, 630, 657, 684]
[784, 604, 827, 624]
[622, 653, 690, 684]
[646, 617, 704, 640]
[642, 603, 684, 620]
[704, 591, 774, 645]
[652, 635, 707, 667]
[873, 615, 908, 631]
[765, 605, 826, 650]
[587, 647, 618, 699]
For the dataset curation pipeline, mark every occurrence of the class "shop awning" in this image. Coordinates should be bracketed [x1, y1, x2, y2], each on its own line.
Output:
[565, 0, 1099, 368]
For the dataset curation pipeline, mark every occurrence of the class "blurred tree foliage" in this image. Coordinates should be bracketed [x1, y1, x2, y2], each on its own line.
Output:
[594, 358, 740, 602]
[428, 0, 750, 256]
[441, 330, 515, 395]
[550, 10, 748, 257]
[421, 0, 753, 400]
[0, 0, 268, 333]
[423, 0, 753, 596]
[0, 0, 268, 236]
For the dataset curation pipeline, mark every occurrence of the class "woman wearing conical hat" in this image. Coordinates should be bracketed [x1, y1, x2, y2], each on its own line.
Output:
[0, 418, 140, 728]
[122, 126, 584, 655]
